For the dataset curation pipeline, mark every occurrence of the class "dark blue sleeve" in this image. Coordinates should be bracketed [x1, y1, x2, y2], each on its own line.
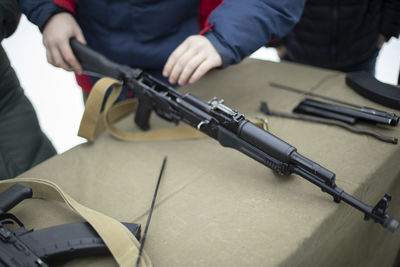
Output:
[204, 0, 306, 67]
[18, 0, 66, 31]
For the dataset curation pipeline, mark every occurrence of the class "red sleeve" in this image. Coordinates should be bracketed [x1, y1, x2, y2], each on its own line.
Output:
[54, 0, 77, 15]
[199, 0, 224, 29]
[75, 73, 93, 94]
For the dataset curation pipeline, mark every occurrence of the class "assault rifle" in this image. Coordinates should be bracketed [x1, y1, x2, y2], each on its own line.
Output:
[70, 39, 399, 232]
[0, 183, 141, 266]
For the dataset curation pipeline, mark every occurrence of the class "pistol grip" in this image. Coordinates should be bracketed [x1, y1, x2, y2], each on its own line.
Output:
[0, 184, 33, 214]
[134, 98, 152, 131]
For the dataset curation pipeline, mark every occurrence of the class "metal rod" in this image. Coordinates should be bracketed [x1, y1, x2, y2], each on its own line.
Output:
[260, 102, 398, 144]
[136, 156, 167, 267]
[269, 82, 362, 109]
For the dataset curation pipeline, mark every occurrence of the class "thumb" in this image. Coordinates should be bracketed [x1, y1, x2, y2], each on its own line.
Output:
[74, 29, 87, 45]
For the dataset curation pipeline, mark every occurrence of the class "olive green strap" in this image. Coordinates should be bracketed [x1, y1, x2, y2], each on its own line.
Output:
[0, 178, 152, 267]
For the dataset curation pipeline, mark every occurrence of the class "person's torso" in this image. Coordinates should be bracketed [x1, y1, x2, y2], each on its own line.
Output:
[285, 0, 382, 71]
[76, 0, 201, 77]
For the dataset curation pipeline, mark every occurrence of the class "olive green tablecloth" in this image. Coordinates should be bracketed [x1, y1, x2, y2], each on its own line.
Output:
[18, 59, 400, 266]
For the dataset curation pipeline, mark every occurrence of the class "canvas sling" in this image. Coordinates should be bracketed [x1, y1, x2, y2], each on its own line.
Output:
[0, 178, 152, 267]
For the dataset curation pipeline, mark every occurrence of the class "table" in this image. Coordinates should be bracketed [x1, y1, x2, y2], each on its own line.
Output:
[18, 59, 400, 266]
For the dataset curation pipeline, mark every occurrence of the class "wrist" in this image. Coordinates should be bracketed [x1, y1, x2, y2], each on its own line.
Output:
[41, 10, 74, 33]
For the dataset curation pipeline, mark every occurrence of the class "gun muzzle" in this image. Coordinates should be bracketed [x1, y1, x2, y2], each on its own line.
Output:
[384, 217, 400, 232]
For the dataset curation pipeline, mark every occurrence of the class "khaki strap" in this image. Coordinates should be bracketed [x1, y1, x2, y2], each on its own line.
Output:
[78, 77, 206, 141]
[78, 77, 268, 142]
[0, 178, 151, 267]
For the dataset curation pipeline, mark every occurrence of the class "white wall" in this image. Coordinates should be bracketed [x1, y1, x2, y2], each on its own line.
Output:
[3, 16, 400, 153]
[375, 37, 400, 83]
[3, 16, 85, 153]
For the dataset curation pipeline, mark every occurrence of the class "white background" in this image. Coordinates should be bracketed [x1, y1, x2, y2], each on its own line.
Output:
[3, 16, 400, 154]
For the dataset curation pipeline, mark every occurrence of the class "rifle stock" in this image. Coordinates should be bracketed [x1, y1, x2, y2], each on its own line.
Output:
[70, 39, 123, 79]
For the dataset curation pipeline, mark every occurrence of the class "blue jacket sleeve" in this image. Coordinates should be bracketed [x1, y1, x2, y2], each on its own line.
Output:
[18, 0, 65, 31]
[204, 0, 306, 67]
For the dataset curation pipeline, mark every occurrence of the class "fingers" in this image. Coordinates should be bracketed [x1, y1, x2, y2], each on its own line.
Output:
[189, 57, 220, 84]
[42, 12, 85, 73]
[45, 39, 83, 74]
[163, 35, 222, 86]
[75, 30, 87, 45]
[168, 48, 199, 85]
[163, 40, 189, 78]
[178, 54, 206, 85]
[46, 43, 73, 71]
[376, 34, 386, 49]
[44, 33, 83, 73]
[59, 40, 82, 73]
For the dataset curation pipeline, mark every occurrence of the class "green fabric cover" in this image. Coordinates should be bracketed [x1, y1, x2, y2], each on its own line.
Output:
[18, 59, 400, 266]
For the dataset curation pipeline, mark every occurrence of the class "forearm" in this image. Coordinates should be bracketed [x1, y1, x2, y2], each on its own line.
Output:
[204, 0, 306, 67]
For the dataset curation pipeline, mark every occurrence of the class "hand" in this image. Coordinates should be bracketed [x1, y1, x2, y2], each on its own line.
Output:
[376, 34, 386, 49]
[276, 45, 287, 58]
[42, 12, 86, 73]
[163, 35, 222, 86]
